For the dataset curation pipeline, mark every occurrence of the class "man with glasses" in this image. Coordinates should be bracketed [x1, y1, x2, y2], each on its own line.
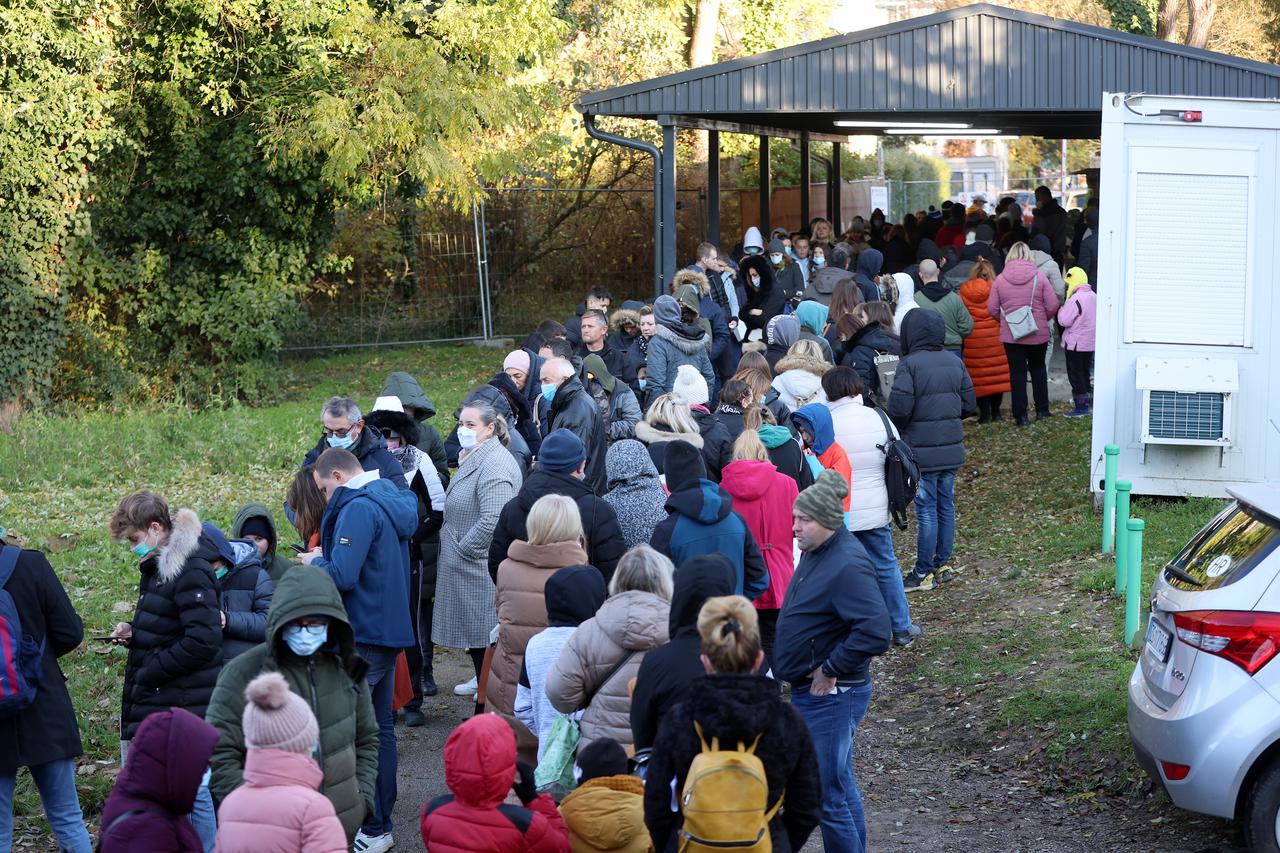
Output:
[301, 396, 408, 490]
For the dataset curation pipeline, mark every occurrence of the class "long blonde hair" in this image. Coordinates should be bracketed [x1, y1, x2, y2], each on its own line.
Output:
[646, 393, 699, 435]
[731, 429, 769, 462]
[698, 596, 761, 673]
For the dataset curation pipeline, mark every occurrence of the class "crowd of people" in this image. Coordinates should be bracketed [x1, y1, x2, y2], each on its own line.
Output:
[0, 191, 1099, 853]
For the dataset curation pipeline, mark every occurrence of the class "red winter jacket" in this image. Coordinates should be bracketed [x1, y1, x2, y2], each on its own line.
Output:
[720, 459, 799, 611]
[421, 715, 569, 853]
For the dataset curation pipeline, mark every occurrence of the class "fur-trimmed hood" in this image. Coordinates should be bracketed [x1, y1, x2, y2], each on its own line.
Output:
[774, 353, 831, 379]
[673, 268, 711, 297]
[156, 509, 217, 584]
[635, 421, 704, 449]
[610, 307, 642, 334]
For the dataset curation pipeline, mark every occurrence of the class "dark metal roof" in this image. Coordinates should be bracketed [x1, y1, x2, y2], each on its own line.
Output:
[577, 3, 1280, 138]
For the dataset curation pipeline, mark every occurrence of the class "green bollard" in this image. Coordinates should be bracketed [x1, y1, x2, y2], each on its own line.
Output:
[1115, 481, 1133, 597]
[1102, 445, 1120, 553]
[1126, 518, 1146, 646]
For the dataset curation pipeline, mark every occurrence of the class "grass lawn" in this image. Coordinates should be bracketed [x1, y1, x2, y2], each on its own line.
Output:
[0, 343, 1230, 837]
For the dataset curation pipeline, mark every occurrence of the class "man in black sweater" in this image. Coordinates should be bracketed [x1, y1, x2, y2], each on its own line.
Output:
[775, 470, 891, 853]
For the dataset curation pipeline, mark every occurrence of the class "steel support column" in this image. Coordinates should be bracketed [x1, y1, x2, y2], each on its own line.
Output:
[759, 135, 771, 236]
[707, 129, 720, 248]
[659, 116, 678, 292]
[799, 131, 811, 229]
[831, 142, 843, 236]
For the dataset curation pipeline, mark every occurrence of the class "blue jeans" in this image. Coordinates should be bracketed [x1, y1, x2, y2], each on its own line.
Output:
[791, 683, 874, 853]
[913, 470, 957, 576]
[359, 644, 398, 837]
[0, 759, 92, 852]
[854, 526, 913, 634]
[120, 740, 215, 852]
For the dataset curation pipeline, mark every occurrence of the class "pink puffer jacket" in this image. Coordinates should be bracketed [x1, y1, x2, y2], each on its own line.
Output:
[1057, 284, 1097, 352]
[987, 259, 1061, 346]
[214, 749, 347, 853]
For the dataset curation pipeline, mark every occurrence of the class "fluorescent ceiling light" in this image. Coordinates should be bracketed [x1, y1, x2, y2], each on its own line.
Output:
[835, 120, 972, 129]
[885, 127, 1001, 135]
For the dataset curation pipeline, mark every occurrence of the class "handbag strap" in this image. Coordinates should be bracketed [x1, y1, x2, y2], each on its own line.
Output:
[999, 272, 1038, 319]
[872, 404, 895, 449]
[583, 650, 636, 708]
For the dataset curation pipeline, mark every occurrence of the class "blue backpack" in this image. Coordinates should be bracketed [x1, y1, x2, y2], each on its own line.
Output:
[0, 545, 45, 717]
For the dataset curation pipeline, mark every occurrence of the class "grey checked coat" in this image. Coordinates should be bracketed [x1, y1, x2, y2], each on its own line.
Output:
[432, 437, 523, 649]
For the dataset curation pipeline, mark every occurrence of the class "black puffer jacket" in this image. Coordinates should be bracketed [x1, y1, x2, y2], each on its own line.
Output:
[887, 310, 977, 473]
[629, 555, 736, 751]
[691, 407, 733, 482]
[643, 673, 822, 853]
[202, 524, 275, 664]
[841, 323, 902, 400]
[741, 256, 787, 332]
[121, 509, 224, 740]
[547, 376, 609, 495]
[487, 468, 626, 586]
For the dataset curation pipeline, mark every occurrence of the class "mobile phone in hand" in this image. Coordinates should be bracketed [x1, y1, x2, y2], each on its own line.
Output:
[290, 543, 306, 554]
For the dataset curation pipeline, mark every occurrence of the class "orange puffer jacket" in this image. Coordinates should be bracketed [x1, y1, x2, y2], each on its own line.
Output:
[958, 278, 1012, 398]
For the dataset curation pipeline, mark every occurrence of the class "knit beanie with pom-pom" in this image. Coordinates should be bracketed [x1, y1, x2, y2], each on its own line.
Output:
[242, 671, 319, 754]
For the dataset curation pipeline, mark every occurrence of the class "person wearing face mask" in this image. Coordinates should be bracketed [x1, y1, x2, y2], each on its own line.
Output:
[207, 565, 379, 846]
[300, 396, 408, 491]
[379, 371, 449, 481]
[766, 237, 804, 309]
[540, 356, 608, 496]
[108, 490, 223, 853]
[299, 448, 419, 852]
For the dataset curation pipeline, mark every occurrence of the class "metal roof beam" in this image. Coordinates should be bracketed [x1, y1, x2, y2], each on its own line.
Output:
[664, 115, 852, 143]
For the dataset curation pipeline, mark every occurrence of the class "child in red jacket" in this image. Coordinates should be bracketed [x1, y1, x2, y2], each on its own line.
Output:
[421, 715, 569, 853]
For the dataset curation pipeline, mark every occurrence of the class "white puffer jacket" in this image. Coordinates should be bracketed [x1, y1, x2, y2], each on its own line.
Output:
[827, 395, 897, 531]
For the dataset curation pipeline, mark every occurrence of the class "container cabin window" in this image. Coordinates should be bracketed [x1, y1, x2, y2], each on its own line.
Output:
[1128, 170, 1251, 347]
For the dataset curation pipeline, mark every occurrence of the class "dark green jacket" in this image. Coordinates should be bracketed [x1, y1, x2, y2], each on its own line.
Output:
[205, 565, 378, 841]
[381, 371, 448, 479]
[231, 503, 293, 584]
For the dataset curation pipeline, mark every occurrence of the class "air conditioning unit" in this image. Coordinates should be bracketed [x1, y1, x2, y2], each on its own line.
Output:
[1136, 357, 1236, 446]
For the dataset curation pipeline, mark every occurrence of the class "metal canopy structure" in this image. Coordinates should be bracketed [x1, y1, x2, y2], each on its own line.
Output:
[577, 3, 1280, 293]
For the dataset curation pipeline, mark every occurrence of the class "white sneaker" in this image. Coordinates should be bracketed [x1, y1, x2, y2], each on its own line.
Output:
[453, 675, 478, 696]
[353, 830, 394, 853]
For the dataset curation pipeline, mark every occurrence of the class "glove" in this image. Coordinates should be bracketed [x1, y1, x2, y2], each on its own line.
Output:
[513, 761, 537, 805]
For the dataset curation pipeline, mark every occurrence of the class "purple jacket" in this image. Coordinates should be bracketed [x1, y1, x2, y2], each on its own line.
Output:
[1057, 285, 1096, 352]
[987, 259, 1061, 346]
[100, 708, 219, 853]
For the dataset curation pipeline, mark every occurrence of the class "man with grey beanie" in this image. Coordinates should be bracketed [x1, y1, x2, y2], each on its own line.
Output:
[775, 469, 891, 853]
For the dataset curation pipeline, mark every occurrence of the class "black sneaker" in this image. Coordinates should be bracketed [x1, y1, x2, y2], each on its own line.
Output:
[422, 675, 438, 697]
[894, 625, 924, 647]
[902, 571, 935, 593]
[405, 708, 426, 727]
[935, 567, 956, 584]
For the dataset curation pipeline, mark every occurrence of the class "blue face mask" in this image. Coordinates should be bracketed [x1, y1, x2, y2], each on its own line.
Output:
[326, 431, 356, 450]
[541, 382, 557, 403]
[638, 378, 648, 392]
[283, 623, 328, 657]
[131, 540, 156, 559]
[813, 257, 826, 268]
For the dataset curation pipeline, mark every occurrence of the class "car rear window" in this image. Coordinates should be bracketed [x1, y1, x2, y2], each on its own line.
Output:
[1163, 501, 1280, 591]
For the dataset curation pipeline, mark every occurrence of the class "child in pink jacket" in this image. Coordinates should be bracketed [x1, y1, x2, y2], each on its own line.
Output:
[214, 672, 347, 853]
[1057, 266, 1097, 417]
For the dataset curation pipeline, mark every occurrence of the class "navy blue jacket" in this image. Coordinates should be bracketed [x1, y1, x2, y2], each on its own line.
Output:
[774, 527, 891, 687]
[314, 477, 419, 649]
[853, 248, 884, 304]
[650, 480, 768, 601]
[887, 310, 977, 473]
[302, 425, 408, 490]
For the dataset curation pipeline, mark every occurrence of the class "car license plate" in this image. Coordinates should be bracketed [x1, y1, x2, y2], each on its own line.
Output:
[1147, 619, 1172, 663]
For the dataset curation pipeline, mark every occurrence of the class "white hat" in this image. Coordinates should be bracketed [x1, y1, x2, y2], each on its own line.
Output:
[372, 395, 404, 413]
[672, 364, 709, 407]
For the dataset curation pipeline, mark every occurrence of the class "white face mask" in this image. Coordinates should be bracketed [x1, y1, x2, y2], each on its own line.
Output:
[457, 426, 478, 449]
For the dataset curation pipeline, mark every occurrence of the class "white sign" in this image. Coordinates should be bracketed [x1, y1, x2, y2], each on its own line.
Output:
[870, 185, 889, 219]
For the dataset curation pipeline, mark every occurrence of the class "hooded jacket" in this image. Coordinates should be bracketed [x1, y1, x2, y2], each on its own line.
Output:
[603, 440, 670, 551]
[559, 775, 651, 853]
[583, 356, 643, 443]
[802, 265, 851, 307]
[888, 310, 977, 473]
[515, 566, 608, 762]
[958, 277, 1012, 398]
[233, 504, 294, 583]
[301, 424, 407, 491]
[214, 748, 348, 853]
[913, 282, 974, 350]
[380, 371, 451, 476]
[206, 565, 379, 841]
[987, 258, 1061, 346]
[546, 590, 670, 751]
[313, 475, 419, 649]
[420, 715, 570, 853]
[758, 423, 814, 492]
[100, 707, 219, 853]
[771, 352, 830, 410]
[691, 407, 733, 482]
[203, 524, 275, 663]
[827, 395, 896, 532]
[853, 248, 884, 303]
[643, 674, 822, 853]
[549, 377, 609, 496]
[774, 527, 891, 688]
[647, 297, 716, 406]
[766, 238, 805, 307]
[763, 315, 801, 373]
[892, 271, 917, 332]
[121, 509, 224, 740]
[489, 468, 625, 586]
[1058, 283, 1096, 352]
[740, 255, 787, 332]
[634, 421, 704, 481]
[490, 370, 545, 457]
[742, 226, 765, 257]
[628, 555, 736, 751]
[650, 480, 767, 601]
[840, 322, 901, 400]
[791, 404, 853, 513]
[793, 301, 835, 364]
[674, 268, 733, 372]
[719, 460, 798, 611]
[489, 539, 589, 761]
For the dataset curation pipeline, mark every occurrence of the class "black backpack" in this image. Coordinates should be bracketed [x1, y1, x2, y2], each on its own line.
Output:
[872, 407, 919, 530]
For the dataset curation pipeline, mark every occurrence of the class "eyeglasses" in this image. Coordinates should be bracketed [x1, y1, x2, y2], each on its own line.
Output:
[293, 616, 330, 628]
[322, 426, 356, 438]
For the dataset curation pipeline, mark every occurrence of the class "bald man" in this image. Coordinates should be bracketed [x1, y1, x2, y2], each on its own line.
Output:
[912, 259, 973, 354]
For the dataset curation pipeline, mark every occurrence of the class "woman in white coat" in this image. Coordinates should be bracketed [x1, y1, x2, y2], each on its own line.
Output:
[821, 367, 920, 647]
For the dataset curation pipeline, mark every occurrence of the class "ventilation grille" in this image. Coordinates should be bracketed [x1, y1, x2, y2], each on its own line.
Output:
[1146, 391, 1225, 442]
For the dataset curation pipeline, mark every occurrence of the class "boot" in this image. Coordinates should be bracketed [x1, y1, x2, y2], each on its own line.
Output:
[1066, 394, 1090, 418]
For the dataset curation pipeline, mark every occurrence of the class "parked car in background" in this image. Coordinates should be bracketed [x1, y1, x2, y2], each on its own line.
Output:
[1129, 485, 1280, 852]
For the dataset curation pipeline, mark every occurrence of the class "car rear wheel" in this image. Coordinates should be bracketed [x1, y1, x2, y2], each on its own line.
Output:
[1245, 759, 1280, 852]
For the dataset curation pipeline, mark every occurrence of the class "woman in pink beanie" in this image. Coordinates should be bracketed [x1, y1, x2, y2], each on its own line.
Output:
[214, 672, 347, 852]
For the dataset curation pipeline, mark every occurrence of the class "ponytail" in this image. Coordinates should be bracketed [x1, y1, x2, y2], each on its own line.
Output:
[697, 596, 761, 674]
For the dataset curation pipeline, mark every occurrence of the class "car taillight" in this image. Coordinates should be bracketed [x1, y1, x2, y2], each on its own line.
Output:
[1173, 611, 1280, 674]
[1161, 761, 1191, 781]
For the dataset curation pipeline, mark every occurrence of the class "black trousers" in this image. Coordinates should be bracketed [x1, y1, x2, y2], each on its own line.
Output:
[405, 561, 435, 710]
[977, 394, 1004, 419]
[758, 609, 779, 677]
[1065, 349, 1094, 398]
[1003, 342, 1050, 418]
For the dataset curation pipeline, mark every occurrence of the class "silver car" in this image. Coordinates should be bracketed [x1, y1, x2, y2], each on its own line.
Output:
[1129, 485, 1280, 851]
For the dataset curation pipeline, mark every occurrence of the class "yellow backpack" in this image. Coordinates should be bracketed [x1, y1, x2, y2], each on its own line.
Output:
[677, 721, 784, 852]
